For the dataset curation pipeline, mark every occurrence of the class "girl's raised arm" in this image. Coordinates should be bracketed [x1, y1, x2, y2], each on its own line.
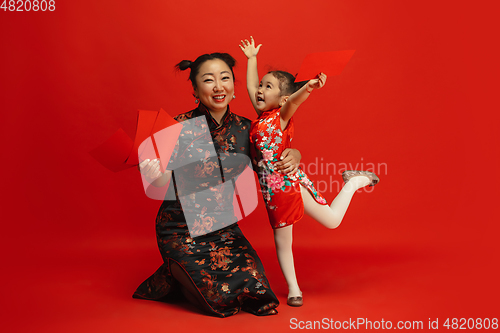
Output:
[280, 72, 327, 123]
[239, 36, 262, 115]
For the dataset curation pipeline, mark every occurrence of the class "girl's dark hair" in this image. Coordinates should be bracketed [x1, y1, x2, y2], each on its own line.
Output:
[268, 70, 308, 96]
[175, 53, 236, 89]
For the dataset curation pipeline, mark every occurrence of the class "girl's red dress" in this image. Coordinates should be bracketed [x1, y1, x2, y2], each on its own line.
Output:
[250, 107, 327, 229]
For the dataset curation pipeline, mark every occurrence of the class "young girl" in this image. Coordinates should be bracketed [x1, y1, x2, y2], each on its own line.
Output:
[239, 37, 379, 307]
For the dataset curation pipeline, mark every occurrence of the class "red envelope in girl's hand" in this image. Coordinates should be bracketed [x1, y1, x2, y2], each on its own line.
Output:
[294, 50, 356, 82]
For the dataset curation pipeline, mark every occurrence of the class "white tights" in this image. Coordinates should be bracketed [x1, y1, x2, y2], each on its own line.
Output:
[273, 176, 372, 298]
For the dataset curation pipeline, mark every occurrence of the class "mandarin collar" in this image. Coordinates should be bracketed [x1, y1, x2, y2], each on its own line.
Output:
[261, 106, 280, 115]
[196, 103, 232, 131]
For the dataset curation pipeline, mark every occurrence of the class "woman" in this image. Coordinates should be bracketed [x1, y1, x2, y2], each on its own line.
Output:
[133, 52, 302, 317]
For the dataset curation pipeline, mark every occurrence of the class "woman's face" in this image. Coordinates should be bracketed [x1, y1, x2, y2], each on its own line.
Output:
[194, 59, 234, 113]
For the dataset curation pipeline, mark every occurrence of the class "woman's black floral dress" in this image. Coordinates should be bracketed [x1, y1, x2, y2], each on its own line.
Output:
[133, 104, 279, 317]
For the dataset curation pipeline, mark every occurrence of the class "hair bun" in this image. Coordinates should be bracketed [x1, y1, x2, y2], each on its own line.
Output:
[176, 60, 193, 71]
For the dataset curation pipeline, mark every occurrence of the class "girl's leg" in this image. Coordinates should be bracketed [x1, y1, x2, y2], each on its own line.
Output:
[273, 225, 302, 298]
[300, 176, 371, 229]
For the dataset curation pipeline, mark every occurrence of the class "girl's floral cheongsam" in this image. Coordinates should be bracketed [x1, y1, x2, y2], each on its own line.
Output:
[250, 107, 327, 229]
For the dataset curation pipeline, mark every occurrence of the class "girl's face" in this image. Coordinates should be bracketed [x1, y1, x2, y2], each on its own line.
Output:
[194, 59, 234, 113]
[256, 73, 287, 112]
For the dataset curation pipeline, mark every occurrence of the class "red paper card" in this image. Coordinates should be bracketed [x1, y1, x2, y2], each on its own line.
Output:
[92, 109, 181, 173]
[151, 109, 183, 173]
[126, 110, 159, 166]
[151, 108, 178, 136]
[295, 50, 355, 82]
[89, 128, 135, 172]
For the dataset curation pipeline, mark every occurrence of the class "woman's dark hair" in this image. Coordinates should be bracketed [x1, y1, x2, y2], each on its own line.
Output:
[175, 53, 236, 89]
[268, 70, 308, 96]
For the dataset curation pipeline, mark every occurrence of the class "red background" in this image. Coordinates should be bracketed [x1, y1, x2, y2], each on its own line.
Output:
[1, 0, 499, 332]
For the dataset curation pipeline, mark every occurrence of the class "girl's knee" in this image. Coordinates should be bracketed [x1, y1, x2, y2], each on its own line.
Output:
[274, 236, 292, 248]
[274, 231, 293, 249]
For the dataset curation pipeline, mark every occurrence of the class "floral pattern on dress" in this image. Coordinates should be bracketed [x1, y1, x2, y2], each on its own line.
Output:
[250, 107, 328, 228]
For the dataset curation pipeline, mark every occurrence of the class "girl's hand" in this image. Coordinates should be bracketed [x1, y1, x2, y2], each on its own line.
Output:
[239, 36, 262, 59]
[306, 72, 327, 92]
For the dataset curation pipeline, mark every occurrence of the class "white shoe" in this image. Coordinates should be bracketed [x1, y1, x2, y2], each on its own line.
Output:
[342, 170, 379, 187]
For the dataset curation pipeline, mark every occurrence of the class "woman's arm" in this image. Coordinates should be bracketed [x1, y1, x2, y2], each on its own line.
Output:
[275, 148, 302, 175]
[280, 73, 327, 124]
[239, 36, 262, 115]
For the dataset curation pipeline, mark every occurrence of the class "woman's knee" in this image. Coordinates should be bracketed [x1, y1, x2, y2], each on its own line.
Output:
[170, 261, 210, 312]
[170, 262, 196, 293]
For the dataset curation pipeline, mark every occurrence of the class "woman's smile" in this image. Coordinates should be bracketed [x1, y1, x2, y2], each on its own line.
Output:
[213, 94, 226, 102]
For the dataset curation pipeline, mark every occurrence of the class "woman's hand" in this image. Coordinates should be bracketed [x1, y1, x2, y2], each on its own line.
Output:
[275, 148, 301, 175]
[239, 36, 262, 59]
[306, 72, 327, 92]
[138, 158, 171, 186]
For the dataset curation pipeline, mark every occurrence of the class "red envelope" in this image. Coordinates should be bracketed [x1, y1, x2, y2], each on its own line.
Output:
[89, 128, 135, 172]
[151, 109, 183, 173]
[91, 109, 182, 173]
[125, 110, 160, 166]
[295, 50, 355, 82]
[151, 108, 178, 136]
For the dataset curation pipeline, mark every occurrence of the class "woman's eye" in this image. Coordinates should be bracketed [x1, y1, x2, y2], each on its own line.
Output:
[267, 85, 271, 89]
[222, 76, 230, 80]
[204, 79, 213, 83]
